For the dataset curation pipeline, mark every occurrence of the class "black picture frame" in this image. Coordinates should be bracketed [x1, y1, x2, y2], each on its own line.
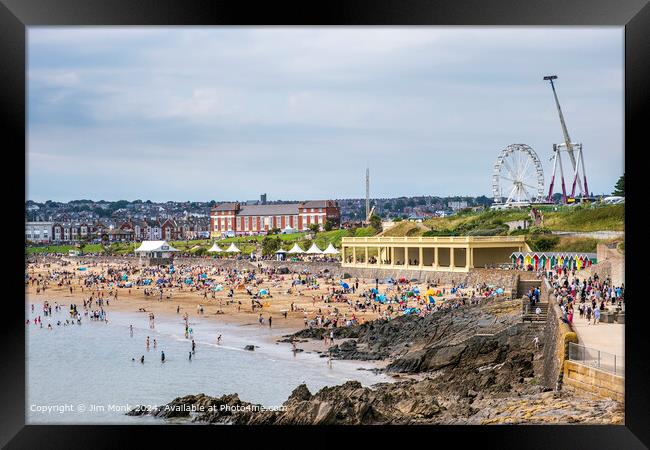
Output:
[1, 0, 647, 448]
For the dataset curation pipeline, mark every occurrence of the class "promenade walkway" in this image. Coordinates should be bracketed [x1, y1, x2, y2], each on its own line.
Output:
[571, 310, 624, 371]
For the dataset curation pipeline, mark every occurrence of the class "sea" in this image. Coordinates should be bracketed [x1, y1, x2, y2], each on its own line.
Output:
[25, 299, 391, 424]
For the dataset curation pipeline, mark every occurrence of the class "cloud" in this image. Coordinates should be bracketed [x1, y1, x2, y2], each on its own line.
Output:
[27, 27, 623, 202]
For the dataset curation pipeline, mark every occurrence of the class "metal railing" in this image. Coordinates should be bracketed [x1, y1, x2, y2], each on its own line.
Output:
[568, 342, 624, 376]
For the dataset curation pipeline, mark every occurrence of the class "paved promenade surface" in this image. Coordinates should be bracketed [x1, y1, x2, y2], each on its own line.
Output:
[571, 309, 624, 372]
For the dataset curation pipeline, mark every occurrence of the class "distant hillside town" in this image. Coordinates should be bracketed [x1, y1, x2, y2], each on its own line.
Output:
[25, 194, 495, 244]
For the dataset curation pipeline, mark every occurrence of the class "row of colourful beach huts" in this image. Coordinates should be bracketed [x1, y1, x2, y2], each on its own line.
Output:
[510, 252, 597, 271]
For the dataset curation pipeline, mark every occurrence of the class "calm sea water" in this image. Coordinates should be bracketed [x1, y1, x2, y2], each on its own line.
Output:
[26, 300, 391, 424]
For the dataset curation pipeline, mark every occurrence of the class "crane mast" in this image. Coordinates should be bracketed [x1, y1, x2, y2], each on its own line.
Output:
[544, 75, 577, 169]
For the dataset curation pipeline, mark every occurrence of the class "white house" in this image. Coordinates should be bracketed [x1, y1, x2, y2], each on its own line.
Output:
[25, 222, 53, 243]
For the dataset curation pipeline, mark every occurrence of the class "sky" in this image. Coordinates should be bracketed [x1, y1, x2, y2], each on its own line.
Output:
[27, 27, 624, 202]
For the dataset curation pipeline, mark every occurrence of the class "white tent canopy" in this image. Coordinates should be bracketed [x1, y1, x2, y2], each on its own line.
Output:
[134, 240, 179, 253]
[287, 243, 304, 254]
[225, 243, 241, 253]
[322, 243, 340, 254]
[275, 249, 287, 253]
[207, 243, 223, 253]
[305, 243, 323, 254]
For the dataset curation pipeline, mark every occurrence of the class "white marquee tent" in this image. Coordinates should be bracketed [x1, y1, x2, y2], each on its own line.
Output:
[225, 243, 241, 253]
[322, 243, 340, 255]
[305, 243, 323, 254]
[287, 243, 304, 254]
[207, 243, 223, 253]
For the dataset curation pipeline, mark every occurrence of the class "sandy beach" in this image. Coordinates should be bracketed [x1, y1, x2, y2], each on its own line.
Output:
[25, 255, 489, 334]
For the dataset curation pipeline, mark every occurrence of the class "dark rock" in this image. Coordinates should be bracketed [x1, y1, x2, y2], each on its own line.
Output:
[244, 345, 255, 351]
[286, 384, 312, 403]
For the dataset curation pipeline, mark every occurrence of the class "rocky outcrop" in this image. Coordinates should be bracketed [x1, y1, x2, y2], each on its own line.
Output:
[129, 297, 622, 425]
[130, 376, 622, 425]
[290, 299, 526, 369]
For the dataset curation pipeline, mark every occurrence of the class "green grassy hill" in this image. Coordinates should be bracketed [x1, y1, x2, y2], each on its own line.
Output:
[26, 227, 378, 256]
[395, 204, 623, 253]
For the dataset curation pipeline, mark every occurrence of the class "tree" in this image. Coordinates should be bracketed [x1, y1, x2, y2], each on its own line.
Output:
[612, 174, 624, 196]
[308, 223, 320, 233]
[261, 236, 282, 256]
[323, 220, 334, 232]
[369, 214, 382, 233]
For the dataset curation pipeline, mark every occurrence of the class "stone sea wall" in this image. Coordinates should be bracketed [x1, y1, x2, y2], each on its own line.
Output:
[257, 261, 521, 293]
[562, 361, 624, 402]
[540, 278, 578, 390]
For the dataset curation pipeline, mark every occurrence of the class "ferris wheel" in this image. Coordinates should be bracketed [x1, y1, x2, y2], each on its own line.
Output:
[492, 144, 545, 206]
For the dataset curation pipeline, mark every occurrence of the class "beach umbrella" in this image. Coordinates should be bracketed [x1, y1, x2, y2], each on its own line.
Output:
[259, 289, 268, 296]
[428, 296, 436, 304]
[213, 284, 224, 292]
[377, 294, 386, 303]
[412, 287, 420, 294]
[339, 281, 350, 289]
[370, 288, 379, 294]
[496, 288, 504, 294]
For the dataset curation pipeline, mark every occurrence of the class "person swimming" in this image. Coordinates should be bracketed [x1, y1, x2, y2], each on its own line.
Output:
[161, 351, 165, 362]
[188, 351, 192, 361]
[140, 355, 144, 364]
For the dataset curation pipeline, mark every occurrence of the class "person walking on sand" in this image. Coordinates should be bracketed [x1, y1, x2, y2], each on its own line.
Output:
[268, 316, 272, 328]
[191, 339, 196, 354]
[593, 307, 600, 325]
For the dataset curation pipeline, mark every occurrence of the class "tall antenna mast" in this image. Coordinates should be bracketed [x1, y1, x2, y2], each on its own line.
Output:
[365, 166, 370, 223]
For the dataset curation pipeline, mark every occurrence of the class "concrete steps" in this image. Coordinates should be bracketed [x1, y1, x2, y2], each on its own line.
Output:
[521, 300, 548, 323]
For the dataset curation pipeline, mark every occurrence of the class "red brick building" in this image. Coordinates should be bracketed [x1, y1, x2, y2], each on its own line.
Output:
[210, 200, 340, 237]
